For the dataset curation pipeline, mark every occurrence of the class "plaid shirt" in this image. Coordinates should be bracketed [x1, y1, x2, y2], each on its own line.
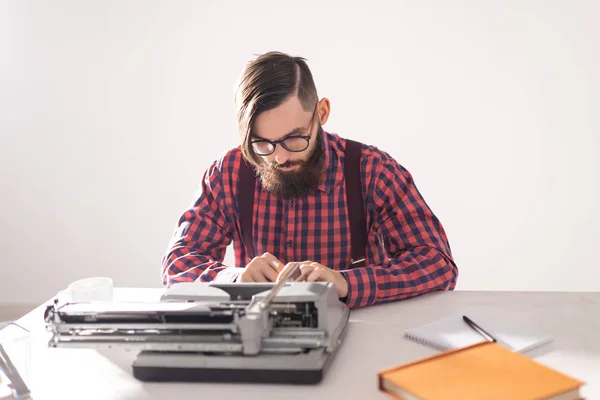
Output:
[161, 132, 458, 308]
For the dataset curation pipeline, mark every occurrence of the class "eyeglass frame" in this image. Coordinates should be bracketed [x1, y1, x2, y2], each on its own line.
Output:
[250, 103, 319, 156]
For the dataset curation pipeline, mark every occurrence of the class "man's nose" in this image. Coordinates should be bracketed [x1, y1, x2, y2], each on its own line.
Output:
[273, 145, 289, 165]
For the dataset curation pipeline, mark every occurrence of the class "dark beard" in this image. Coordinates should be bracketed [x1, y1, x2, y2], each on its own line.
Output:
[257, 127, 324, 200]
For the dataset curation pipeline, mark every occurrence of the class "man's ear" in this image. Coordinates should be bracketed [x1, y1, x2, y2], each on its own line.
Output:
[317, 98, 331, 125]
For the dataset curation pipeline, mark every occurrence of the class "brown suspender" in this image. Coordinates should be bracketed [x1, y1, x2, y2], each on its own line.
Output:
[344, 139, 367, 268]
[237, 139, 366, 267]
[238, 156, 256, 261]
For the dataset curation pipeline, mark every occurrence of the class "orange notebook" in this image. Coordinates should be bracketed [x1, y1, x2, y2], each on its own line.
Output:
[378, 341, 584, 400]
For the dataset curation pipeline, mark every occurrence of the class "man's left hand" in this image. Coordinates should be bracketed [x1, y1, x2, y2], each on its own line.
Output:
[276, 261, 349, 298]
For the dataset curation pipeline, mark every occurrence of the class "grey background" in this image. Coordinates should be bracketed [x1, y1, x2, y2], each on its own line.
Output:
[1, 0, 598, 307]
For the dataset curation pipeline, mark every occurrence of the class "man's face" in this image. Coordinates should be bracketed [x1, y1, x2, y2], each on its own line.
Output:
[252, 95, 320, 168]
[251, 95, 328, 199]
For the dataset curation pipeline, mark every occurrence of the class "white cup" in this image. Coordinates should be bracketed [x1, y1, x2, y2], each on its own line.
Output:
[60, 277, 114, 303]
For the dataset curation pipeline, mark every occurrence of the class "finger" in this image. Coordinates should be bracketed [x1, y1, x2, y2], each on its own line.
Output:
[295, 264, 317, 282]
[277, 261, 307, 282]
[239, 272, 255, 283]
[276, 262, 295, 282]
[306, 267, 329, 283]
[294, 261, 319, 281]
[259, 261, 279, 282]
[261, 253, 284, 273]
[251, 266, 271, 282]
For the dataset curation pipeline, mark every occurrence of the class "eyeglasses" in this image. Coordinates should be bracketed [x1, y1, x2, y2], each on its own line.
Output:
[251, 135, 311, 156]
[251, 104, 318, 156]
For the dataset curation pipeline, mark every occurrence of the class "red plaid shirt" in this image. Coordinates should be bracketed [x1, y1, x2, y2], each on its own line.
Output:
[161, 132, 458, 308]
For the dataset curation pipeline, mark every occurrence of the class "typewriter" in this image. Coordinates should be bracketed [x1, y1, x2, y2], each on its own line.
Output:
[44, 263, 350, 384]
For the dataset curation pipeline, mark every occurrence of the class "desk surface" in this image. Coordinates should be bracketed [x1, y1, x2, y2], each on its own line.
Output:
[13, 289, 600, 400]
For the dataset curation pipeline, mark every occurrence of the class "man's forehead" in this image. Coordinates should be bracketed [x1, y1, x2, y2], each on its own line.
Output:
[253, 97, 313, 140]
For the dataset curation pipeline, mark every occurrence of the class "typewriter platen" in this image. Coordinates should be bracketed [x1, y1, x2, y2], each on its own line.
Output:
[44, 266, 350, 384]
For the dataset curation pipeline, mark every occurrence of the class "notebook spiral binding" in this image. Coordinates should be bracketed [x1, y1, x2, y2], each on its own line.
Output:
[403, 331, 452, 352]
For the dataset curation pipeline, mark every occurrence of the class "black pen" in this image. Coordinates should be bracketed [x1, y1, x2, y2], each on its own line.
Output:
[463, 315, 497, 343]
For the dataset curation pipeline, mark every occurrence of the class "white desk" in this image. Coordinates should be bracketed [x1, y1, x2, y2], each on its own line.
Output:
[13, 289, 600, 400]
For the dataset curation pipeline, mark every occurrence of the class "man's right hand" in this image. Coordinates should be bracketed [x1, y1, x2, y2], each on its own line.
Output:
[236, 252, 284, 282]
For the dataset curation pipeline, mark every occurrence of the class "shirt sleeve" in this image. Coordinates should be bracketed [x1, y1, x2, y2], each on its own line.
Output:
[160, 160, 240, 286]
[340, 158, 458, 308]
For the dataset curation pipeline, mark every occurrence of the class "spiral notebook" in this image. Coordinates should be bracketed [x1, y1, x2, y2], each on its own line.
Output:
[403, 307, 553, 353]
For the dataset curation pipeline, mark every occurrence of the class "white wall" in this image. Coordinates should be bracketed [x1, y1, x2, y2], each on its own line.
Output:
[1, 0, 598, 306]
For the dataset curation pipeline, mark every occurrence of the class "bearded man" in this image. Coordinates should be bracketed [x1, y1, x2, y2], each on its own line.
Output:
[161, 51, 458, 308]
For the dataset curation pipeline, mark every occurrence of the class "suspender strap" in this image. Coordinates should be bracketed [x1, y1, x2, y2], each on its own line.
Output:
[238, 157, 256, 261]
[344, 139, 366, 268]
[238, 139, 366, 267]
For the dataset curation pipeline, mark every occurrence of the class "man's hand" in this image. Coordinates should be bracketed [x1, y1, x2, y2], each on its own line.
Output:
[277, 261, 349, 298]
[237, 252, 284, 282]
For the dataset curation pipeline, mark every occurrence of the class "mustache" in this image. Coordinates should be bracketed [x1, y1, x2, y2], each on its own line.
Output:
[270, 160, 305, 169]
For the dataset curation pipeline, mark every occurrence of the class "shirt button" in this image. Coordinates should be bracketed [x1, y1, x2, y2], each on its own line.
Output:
[287, 240, 293, 247]
[290, 200, 295, 207]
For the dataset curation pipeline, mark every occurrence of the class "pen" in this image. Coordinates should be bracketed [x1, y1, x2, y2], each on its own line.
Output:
[462, 315, 497, 343]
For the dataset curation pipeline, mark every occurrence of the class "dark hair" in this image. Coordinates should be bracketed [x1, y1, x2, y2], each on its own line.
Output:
[235, 51, 318, 166]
